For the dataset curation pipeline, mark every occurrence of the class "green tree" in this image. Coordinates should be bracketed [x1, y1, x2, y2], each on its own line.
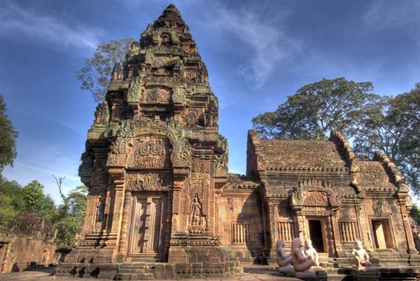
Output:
[54, 185, 88, 245]
[0, 94, 18, 172]
[21, 180, 59, 221]
[22, 180, 45, 211]
[0, 177, 24, 211]
[353, 83, 420, 194]
[0, 177, 41, 227]
[0, 193, 17, 227]
[76, 38, 135, 102]
[252, 77, 378, 140]
[411, 204, 420, 225]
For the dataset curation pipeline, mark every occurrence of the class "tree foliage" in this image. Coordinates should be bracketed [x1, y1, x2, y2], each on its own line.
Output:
[0, 177, 24, 227]
[76, 38, 135, 102]
[21, 180, 59, 222]
[411, 204, 420, 226]
[252, 78, 378, 140]
[54, 185, 87, 245]
[352, 83, 420, 194]
[0, 175, 88, 245]
[0, 178, 54, 228]
[252, 79, 420, 195]
[0, 94, 18, 172]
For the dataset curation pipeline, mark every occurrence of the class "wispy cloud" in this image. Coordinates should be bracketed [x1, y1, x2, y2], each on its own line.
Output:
[364, 0, 420, 47]
[0, 2, 103, 52]
[207, 4, 300, 88]
[364, 1, 420, 29]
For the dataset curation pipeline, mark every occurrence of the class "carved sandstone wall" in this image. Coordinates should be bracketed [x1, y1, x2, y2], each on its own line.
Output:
[1, 209, 56, 273]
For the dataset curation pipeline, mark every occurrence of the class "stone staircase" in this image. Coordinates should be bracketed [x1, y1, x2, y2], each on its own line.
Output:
[115, 262, 155, 280]
[317, 253, 353, 281]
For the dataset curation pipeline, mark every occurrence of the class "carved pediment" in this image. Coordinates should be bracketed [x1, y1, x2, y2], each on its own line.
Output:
[290, 184, 341, 209]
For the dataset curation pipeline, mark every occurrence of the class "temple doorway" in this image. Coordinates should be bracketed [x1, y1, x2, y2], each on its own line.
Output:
[128, 193, 167, 261]
[371, 219, 393, 249]
[307, 219, 326, 253]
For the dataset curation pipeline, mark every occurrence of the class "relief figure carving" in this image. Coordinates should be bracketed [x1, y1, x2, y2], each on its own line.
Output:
[126, 172, 172, 191]
[189, 194, 206, 234]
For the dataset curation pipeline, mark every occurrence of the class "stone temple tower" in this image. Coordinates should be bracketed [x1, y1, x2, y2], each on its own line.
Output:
[58, 4, 239, 279]
[58, 4, 420, 281]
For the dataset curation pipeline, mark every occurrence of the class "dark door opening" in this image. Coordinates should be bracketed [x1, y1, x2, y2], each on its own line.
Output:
[371, 219, 393, 249]
[308, 220, 325, 253]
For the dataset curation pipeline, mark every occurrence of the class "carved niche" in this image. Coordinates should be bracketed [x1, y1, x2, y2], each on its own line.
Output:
[214, 154, 228, 177]
[128, 136, 171, 169]
[127, 77, 141, 103]
[189, 172, 210, 226]
[188, 193, 207, 234]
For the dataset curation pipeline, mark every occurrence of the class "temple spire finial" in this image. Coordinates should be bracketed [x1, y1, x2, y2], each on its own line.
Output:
[153, 3, 185, 28]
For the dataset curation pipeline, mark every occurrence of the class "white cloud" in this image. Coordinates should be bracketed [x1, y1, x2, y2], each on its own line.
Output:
[209, 4, 301, 88]
[0, 2, 103, 52]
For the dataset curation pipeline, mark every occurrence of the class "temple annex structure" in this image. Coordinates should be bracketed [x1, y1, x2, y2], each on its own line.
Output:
[57, 5, 420, 280]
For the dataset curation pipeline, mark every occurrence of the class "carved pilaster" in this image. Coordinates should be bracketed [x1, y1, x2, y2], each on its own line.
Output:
[117, 191, 132, 261]
[356, 199, 370, 249]
[82, 195, 101, 235]
[266, 200, 277, 263]
[296, 212, 306, 241]
[399, 199, 418, 254]
[108, 168, 125, 247]
[330, 210, 343, 257]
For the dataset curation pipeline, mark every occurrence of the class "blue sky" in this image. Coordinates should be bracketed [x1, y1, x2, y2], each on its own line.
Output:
[0, 0, 419, 204]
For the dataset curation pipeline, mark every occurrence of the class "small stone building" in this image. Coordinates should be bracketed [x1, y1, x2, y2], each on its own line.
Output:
[1, 208, 56, 273]
[57, 4, 419, 280]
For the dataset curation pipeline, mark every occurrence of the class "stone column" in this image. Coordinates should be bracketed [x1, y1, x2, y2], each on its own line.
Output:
[117, 191, 132, 262]
[399, 199, 417, 254]
[168, 169, 188, 264]
[267, 200, 277, 264]
[83, 195, 99, 235]
[330, 209, 343, 257]
[354, 199, 365, 245]
[296, 211, 306, 241]
[108, 167, 126, 262]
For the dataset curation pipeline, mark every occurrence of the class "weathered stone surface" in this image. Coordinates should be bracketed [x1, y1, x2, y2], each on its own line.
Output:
[57, 4, 419, 280]
[0, 209, 56, 274]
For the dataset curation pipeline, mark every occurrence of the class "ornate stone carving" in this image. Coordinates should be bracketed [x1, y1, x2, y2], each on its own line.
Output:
[128, 137, 171, 169]
[126, 172, 172, 191]
[94, 101, 110, 126]
[303, 192, 328, 206]
[112, 63, 124, 80]
[172, 85, 186, 104]
[298, 178, 331, 188]
[66, 5, 418, 279]
[192, 158, 210, 173]
[79, 152, 93, 177]
[214, 154, 228, 177]
[188, 194, 207, 234]
[91, 157, 108, 187]
[142, 87, 170, 104]
[127, 77, 141, 103]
